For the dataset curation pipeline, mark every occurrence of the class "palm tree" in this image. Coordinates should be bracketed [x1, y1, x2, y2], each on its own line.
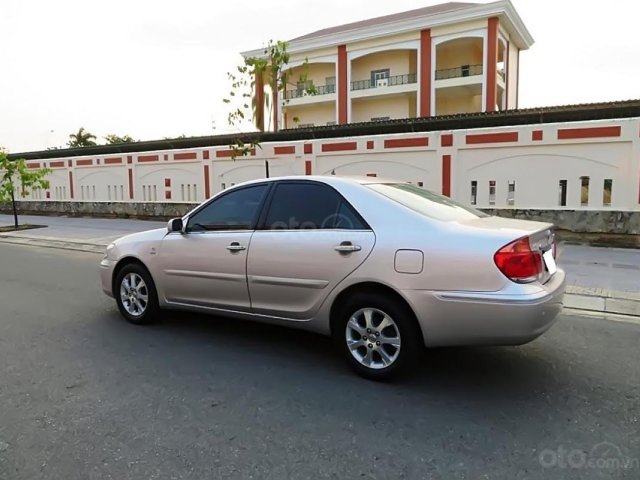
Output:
[67, 127, 97, 147]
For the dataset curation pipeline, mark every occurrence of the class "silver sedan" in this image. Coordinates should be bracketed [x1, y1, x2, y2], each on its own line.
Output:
[100, 176, 565, 380]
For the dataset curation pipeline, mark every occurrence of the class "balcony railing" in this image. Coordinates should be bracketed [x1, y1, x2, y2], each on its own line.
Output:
[435, 64, 483, 80]
[351, 73, 417, 91]
[285, 83, 335, 100]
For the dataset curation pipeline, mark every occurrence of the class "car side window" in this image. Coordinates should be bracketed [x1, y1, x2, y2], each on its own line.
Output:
[186, 184, 267, 232]
[264, 182, 367, 230]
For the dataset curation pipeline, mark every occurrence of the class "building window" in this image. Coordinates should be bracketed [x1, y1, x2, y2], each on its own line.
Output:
[326, 76, 336, 94]
[488, 180, 496, 205]
[603, 179, 613, 207]
[461, 64, 470, 77]
[371, 69, 390, 87]
[558, 180, 567, 206]
[470, 181, 477, 205]
[580, 177, 589, 206]
[507, 181, 515, 206]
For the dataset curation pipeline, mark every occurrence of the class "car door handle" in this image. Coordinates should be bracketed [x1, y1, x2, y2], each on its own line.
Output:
[226, 242, 246, 252]
[334, 242, 361, 253]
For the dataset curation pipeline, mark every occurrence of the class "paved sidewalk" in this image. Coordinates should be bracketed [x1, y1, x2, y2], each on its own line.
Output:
[1, 214, 639, 316]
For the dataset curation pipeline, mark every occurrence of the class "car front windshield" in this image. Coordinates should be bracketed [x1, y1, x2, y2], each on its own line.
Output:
[367, 183, 489, 222]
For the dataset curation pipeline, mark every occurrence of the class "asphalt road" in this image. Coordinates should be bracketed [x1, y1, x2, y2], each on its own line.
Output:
[0, 244, 638, 480]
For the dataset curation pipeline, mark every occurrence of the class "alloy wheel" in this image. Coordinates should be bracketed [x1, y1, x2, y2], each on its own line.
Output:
[345, 307, 402, 370]
[119, 272, 149, 317]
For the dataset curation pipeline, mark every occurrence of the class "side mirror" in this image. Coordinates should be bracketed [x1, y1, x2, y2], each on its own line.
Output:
[167, 217, 184, 233]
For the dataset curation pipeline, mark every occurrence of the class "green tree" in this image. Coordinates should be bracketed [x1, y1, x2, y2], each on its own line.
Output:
[104, 134, 137, 144]
[0, 149, 51, 229]
[67, 127, 97, 147]
[223, 40, 316, 162]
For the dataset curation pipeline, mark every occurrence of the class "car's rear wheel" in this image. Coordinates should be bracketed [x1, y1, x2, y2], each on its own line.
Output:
[115, 263, 159, 325]
[335, 293, 422, 381]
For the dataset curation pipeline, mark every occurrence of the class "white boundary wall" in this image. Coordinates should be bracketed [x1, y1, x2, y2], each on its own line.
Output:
[17, 117, 640, 211]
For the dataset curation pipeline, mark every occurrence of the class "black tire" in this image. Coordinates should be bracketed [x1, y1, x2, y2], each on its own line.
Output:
[114, 263, 160, 325]
[334, 292, 423, 381]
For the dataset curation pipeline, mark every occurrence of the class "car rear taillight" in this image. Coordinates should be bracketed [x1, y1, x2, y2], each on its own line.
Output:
[494, 236, 543, 283]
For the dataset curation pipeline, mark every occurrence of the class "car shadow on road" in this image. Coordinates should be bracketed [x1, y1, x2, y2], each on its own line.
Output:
[96, 306, 560, 408]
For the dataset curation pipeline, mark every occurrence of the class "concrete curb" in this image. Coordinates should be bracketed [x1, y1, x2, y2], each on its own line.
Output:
[0, 235, 105, 254]
[564, 286, 640, 317]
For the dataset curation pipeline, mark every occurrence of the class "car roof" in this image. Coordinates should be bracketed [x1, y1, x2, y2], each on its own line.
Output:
[232, 175, 408, 189]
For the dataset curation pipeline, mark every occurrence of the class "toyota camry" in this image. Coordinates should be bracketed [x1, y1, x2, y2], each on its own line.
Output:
[100, 176, 565, 380]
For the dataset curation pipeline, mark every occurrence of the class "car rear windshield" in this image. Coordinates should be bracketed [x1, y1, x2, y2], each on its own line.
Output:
[367, 183, 489, 221]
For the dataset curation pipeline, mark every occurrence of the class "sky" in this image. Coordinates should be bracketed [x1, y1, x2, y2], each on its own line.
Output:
[1, 0, 639, 153]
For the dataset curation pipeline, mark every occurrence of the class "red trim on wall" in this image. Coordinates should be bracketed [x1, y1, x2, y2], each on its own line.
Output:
[163, 154, 168, 161]
[322, 142, 357, 152]
[367, 141, 374, 149]
[68, 171, 74, 199]
[203, 165, 210, 198]
[216, 149, 233, 158]
[50, 161, 65, 168]
[97, 159, 101, 165]
[68, 160, 72, 167]
[203, 150, 210, 160]
[304, 144, 313, 154]
[164, 178, 171, 187]
[138, 155, 159, 162]
[441, 134, 453, 147]
[305, 160, 312, 175]
[419, 29, 432, 117]
[384, 137, 428, 149]
[557, 126, 621, 140]
[215, 148, 256, 158]
[532, 130, 543, 141]
[127, 156, 132, 164]
[485, 17, 499, 112]
[274, 146, 296, 155]
[76, 159, 93, 166]
[442, 155, 451, 197]
[165, 190, 172, 200]
[27, 162, 40, 169]
[104, 157, 123, 165]
[128, 169, 134, 199]
[466, 132, 518, 144]
[46, 191, 51, 199]
[174, 152, 198, 161]
[338, 45, 348, 124]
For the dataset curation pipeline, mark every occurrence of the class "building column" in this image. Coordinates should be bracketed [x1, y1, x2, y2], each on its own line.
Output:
[338, 45, 348, 124]
[485, 17, 499, 112]
[255, 72, 264, 132]
[419, 29, 432, 117]
[272, 81, 279, 131]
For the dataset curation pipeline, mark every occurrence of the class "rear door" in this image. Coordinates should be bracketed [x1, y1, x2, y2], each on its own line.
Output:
[247, 181, 375, 319]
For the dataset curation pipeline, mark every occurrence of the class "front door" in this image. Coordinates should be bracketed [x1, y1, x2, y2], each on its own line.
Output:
[247, 181, 375, 319]
[157, 183, 269, 311]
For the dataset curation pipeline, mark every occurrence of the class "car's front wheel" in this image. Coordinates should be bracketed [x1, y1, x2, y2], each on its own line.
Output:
[335, 293, 422, 381]
[114, 263, 159, 325]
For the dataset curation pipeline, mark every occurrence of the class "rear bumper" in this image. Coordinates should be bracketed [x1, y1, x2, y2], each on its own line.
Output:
[403, 269, 566, 347]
